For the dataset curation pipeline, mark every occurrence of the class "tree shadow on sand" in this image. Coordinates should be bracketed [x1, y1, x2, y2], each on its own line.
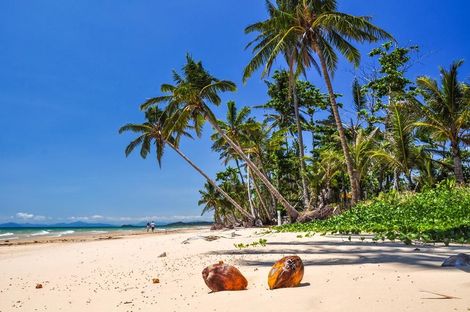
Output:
[207, 239, 470, 270]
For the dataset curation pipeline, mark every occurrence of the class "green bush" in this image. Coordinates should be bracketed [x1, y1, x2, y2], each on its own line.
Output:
[277, 182, 470, 245]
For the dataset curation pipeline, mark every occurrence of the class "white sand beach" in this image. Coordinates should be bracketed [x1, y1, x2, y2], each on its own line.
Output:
[0, 228, 469, 312]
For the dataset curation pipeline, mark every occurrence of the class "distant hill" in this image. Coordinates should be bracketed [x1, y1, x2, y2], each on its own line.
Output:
[0, 221, 116, 228]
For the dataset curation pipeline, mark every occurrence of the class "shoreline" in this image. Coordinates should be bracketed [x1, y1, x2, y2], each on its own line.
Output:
[0, 226, 211, 247]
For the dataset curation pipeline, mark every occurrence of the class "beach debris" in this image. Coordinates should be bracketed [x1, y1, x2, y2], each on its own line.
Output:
[441, 253, 470, 267]
[182, 235, 222, 244]
[420, 290, 460, 300]
[152, 278, 160, 284]
[35, 283, 43, 289]
[158, 252, 167, 257]
[204, 235, 220, 241]
[202, 261, 248, 292]
[268, 256, 304, 290]
[231, 232, 241, 238]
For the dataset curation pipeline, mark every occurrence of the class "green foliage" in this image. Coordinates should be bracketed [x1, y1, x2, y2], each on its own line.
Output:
[234, 238, 268, 249]
[366, 42, 418, 101]
[277, 183, 470, 245]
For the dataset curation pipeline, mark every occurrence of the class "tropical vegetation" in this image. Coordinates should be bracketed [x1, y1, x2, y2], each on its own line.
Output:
[119, 0, 469, 240]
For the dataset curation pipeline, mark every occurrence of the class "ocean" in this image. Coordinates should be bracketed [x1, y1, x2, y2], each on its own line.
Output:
[0, 223, 208, 241]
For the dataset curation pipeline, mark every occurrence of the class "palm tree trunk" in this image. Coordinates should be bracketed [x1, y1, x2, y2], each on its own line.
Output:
[206, 115, 300, 221]
[289, 62, 311, 210]
[246, 156, 256, 218]
[393, 169, 399, 191]
[166, 141, 254, 221]
[451, 141, 465, 184]
[235, 159, 245, 184]
[317, 51, 360, 205]
[406, 171, 413, 189]
[252, 178, 271, 222]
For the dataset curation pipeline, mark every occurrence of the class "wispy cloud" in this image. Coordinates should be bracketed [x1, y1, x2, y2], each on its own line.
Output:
[15, 212, 47, 221]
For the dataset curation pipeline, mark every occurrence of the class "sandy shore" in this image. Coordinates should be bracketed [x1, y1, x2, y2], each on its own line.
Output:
[0, 228, 469, 312]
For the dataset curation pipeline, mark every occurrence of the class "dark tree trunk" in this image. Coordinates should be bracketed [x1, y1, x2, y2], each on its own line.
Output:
[451, 141, 465, 184]
[317, 49, 360, 205]
[289, 61, 311, 210]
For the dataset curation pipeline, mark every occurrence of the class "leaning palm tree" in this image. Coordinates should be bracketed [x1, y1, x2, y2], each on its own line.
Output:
[244, 0, 393, 204]
[140, 55, 300, 220]
[415, 60, 470, 184]
[119, 107, 254, 221]
[211, 101, 259, 218]
[211, 101, 256, 183]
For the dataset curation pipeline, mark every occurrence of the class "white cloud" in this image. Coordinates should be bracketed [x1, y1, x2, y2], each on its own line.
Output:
[15, 212, 47, 221]
[16, 212, 34, 219]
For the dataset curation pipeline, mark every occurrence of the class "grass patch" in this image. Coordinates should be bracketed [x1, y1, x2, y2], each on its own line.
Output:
[277, 182, 470, 245]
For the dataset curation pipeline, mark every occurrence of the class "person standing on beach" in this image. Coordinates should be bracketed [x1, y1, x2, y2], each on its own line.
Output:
[150, 221, 156, 233]
[146, 222, 151, 232]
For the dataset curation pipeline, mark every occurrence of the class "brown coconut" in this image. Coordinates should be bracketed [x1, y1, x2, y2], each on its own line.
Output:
[268, 256, 304, 289]
[202, 261, 248, 292]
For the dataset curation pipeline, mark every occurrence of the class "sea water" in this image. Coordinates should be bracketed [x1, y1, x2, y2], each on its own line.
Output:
[0, 227, 138, 241]
[0, 223, 207, 241]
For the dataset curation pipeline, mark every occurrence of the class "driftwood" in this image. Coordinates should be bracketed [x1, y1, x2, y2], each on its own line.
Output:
[297, 205, 340, 223]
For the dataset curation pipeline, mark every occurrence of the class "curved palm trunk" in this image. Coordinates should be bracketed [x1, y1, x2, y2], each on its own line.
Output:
[451, 141, 465, 184]
[166, 141, 254, 221]
[290, 68, 311, 211]
[207, 116, 300, 221]
[317, 51, 360, 205]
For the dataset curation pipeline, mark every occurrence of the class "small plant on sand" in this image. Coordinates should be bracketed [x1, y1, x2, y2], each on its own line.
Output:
[234, 238, 268, 249]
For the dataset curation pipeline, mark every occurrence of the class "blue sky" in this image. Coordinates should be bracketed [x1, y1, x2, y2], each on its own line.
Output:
[0, 1, 469, 224]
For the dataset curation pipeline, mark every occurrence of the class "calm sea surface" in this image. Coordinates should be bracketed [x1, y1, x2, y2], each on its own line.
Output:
[0, 224, 203, 241]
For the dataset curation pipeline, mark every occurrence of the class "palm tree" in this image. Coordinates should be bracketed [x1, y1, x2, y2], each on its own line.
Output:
[211, 101, 253, 182]
[244, 1, 312, 211]
[244, 0, 393, 205]
[415, 60, 470, 184]
[119, 107, 254, 221]
[198, 182, 224, 226]
[372, 103, 418, 189]
[211, 101, 259, 218]
[349, 127, 378, 198]
[140, 55, 300, 220]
